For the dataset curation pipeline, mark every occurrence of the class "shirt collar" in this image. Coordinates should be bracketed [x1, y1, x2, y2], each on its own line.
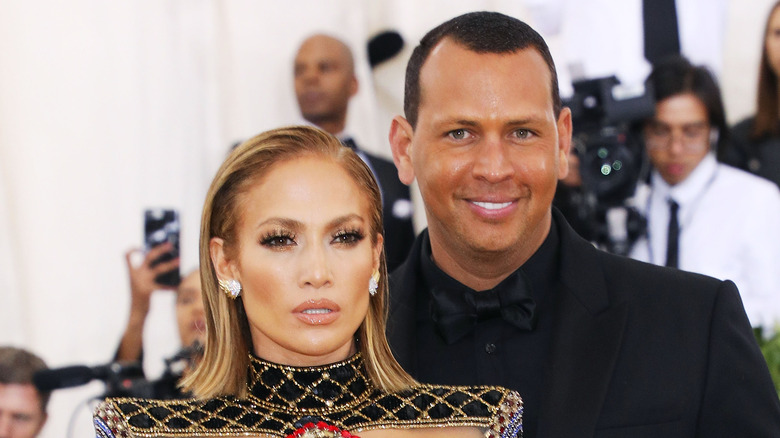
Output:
[651, 152, 718, 205]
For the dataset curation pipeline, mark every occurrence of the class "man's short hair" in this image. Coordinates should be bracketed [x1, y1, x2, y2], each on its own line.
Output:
[645, 55, 728, 151]
[403, 11, 562, 128]
[0, 346, 50, 413]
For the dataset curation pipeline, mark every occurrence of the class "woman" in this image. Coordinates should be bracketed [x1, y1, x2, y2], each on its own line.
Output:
[93, 126, 522, 438]
[721, 1, 780, 187]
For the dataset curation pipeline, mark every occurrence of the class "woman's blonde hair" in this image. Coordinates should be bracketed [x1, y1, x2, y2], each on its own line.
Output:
[180, 126, 415, 398]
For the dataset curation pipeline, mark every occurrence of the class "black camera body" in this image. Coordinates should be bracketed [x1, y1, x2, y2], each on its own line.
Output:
[558, 76, 654, 255]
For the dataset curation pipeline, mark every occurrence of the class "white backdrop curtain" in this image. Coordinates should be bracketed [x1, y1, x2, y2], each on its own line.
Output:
[0, 0, 772, 436]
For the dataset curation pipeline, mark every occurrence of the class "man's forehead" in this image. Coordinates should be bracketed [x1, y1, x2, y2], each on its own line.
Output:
[416, 41, 553, 116]
[422, 38, 546, 78]
[296, 36, 349, 63]
[0, 383, 43, 412]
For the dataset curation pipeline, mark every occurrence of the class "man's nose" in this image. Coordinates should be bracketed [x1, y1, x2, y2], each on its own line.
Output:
[472, 137, 513, 182]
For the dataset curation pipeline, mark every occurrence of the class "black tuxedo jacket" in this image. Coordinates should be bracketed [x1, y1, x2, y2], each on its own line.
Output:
[358, 150, 415, 271]
[388, 210, 780, 437]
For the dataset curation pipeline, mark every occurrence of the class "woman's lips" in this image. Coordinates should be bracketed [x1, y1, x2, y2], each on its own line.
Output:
[191, 319, 206, 332]
[293, 299, 340, 325]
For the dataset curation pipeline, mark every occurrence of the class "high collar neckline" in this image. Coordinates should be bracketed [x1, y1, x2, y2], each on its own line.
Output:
[246, 353, 373, 415]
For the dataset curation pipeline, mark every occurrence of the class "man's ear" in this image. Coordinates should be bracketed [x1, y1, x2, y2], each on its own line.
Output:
[210, 237, 238, 281]
[556, 107, 573, 180]
[349, 75, 358, 98]
[389, 116, 416, 185]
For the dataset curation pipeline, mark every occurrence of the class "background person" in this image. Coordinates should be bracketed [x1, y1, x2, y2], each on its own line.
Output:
[722, 0, 780, 187]
[387, 11, 780, 437]
[294, 33, 415, 271]
[0, 347, 49, 438]
[112, 247, 205, 399]
[94, 126, 522, 438]
[628, 55, 780, 330]
[115, 243, 182, 363]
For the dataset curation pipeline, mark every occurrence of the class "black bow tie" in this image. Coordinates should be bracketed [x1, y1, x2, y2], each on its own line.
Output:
[430, 271, 537, 344]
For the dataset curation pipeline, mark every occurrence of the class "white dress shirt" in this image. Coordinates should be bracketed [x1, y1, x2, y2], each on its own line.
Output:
[630, 153, 780, 328]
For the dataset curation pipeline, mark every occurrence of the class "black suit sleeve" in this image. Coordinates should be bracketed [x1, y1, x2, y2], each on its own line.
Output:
[697, 280, 780, 436]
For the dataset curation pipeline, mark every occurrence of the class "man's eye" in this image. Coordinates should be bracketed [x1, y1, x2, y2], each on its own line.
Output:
[648, 125, 670, 137]
[448, 129, 470, 140]
[513, 129, 532, 139]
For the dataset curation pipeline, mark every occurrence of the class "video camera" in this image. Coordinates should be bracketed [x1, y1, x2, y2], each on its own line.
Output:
[33, 342, 202, 400]
[558, 76, 655, 255]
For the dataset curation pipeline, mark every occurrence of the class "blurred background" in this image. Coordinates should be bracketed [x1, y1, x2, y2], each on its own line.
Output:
[0, 0, 774, 435]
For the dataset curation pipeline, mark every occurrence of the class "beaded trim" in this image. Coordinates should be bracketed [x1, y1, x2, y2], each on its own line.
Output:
[246, 353, 372, 414]
[92, 354, 523, 437]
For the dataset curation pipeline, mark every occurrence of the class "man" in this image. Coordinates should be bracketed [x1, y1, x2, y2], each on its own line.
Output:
[294, 34, 415, 270]
[387, 11, 780, 437]
[0, 347, 49, 438]
[628, 56, 780, 330]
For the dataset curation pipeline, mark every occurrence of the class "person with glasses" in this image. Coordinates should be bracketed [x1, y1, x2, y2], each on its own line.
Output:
[629, 55, 780, 330]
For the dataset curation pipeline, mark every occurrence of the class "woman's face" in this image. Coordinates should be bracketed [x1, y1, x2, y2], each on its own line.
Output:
[175, 270, 206, 349]
[766, 6, 780, 77]
[213, 155, 382, 366]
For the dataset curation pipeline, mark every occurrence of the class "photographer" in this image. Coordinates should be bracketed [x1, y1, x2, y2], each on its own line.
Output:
[628, 56, 780, 330]
[113, 247, 205, 399]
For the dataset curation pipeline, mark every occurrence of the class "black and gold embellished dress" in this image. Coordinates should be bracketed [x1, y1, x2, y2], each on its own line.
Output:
[94, 353, 522, 438]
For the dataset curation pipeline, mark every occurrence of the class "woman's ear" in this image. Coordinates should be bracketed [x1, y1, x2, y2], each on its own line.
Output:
[210, 237, 238, 281]
[373, 234, 384, 273]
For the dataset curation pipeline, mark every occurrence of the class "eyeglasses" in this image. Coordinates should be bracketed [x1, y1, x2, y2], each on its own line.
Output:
[644, 121, 711, 152]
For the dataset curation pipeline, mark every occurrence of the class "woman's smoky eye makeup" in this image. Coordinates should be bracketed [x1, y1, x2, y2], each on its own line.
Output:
[258, 226, 366, 248]
[260, 228, 296, 248]
[332, 227, 365, 245]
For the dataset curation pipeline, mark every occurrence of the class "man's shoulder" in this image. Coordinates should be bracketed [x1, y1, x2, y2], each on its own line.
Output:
[564, 231, 729, 305]
[717, 162, 780, 194]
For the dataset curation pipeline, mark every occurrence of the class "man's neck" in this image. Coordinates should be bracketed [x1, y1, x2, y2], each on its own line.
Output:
[427, 224, 549, 291]
[307, 117, 346, 136]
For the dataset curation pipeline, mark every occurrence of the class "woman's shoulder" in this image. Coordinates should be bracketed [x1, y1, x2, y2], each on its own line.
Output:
[93, 395, 257, 438]
[363, 384, 522, 437]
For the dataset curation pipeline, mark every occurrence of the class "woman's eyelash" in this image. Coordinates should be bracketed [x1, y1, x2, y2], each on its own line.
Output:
[260, 229, 296, 247]
[333, 228, 365, 244]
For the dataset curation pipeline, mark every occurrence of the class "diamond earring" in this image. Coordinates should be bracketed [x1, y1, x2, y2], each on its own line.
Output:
[218, 279, 242, 299]
[368, 271, 379, 297]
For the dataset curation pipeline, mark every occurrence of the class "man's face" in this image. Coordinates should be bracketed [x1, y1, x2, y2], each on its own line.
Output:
[391, 39, 571, 272]
[644, 93, 711, 186]
[294, 35, 357, 129]
[0, 384, 46, 438]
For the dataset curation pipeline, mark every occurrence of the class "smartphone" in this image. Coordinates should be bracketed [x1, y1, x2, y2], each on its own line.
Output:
[144, 208, 181, 287]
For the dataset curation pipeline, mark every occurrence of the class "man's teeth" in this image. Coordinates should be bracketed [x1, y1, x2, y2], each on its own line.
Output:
[473, 201, 512, 210]
[302, 309, 331, 314]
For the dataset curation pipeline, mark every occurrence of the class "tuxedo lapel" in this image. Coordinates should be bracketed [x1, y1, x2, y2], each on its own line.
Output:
[537, 212, 628, 436]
